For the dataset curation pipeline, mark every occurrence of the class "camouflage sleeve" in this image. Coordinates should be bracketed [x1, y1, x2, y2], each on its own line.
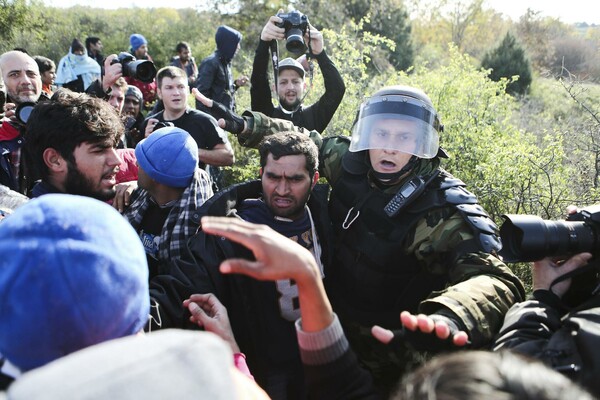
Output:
[236, 110, 349, 184]
[408, 209, 526, 347]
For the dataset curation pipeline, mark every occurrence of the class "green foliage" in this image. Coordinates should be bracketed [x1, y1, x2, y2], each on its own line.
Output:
[481, 32, 533, 96]
[0, 0, 32, 45]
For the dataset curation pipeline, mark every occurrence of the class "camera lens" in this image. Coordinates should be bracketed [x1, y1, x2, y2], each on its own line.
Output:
[124, 60, 157, 83]
[499, 215, 597, 262]
[285, 29, 307, 53]
[15, 102, 36, 125]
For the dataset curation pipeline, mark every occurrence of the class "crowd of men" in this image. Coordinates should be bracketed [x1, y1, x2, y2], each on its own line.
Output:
[0, 11, 599, 400]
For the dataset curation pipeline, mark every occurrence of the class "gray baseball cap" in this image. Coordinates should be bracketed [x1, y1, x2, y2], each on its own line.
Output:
[278, 57, 305, 79]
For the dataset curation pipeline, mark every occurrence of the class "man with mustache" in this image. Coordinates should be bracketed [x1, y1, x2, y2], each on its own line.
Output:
[0, 50, 44, 194]
[149, 131, 330, 400]
[250, 13, 345, 133]
[24, 89, 122, 200]
[198, 84, 525, 396]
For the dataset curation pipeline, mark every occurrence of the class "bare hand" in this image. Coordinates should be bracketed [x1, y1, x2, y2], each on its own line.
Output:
[112, 181, 137, 213]
[201, 216, 319, 284]
[3, 102, 16, 122]
[261, 13, 285, 42]
[305, 24, 324, 55]
[192, 88, 213, 108]
[235, 75, 249, 88]
[183, 293, 240, 353]
[144, 118, 159, 138]
[102, 54, 122, 93]
[532, 252, 593, 297]
[372, 310, 469, 348]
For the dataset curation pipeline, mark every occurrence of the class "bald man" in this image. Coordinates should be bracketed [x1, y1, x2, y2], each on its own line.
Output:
[0, 50, 43, 194]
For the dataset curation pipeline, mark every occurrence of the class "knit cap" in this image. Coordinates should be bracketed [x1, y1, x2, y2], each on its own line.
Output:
[135, 126, 199, 188]
[130, 34, 148, 51]
[126, 85, 143, 103]
[0, 194, 149, 372]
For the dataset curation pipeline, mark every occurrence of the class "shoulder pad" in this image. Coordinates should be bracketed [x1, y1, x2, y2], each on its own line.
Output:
[444, 186, 478, 205]
[439, 176, 465, 189]
[455, 203, 501, 253]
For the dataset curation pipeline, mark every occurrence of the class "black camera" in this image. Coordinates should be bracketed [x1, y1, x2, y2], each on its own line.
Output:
[499, 205, 600, 263]
[111, 52, 157, 83]
[276, 11, 309, 54]
[153, 121, 174, 132]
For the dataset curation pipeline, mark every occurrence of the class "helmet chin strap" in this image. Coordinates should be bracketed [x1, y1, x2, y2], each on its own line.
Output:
[369, 155, 418, 183]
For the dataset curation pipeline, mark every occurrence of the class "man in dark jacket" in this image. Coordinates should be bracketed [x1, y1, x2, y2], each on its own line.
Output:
[149, 131, 330, 400]
[250, 14, 345, 133]
[195, 25, 248, 117]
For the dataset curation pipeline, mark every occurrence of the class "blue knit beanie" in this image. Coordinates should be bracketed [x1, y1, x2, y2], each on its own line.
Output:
[130, 34, 148, 51]
[135, 126, 199, 188]
[0, 194, 149, 372]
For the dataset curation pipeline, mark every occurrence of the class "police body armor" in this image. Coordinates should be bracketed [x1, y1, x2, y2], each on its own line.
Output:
[327, 151, 500, 328]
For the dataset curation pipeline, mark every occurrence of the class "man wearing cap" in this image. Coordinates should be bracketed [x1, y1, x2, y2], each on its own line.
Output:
[0, 50, 44, 194]
[199, 84, 525, 395]
[250, 14, 345, 133]
[123, 126, 213, 277]
[123, 85, 145, 147]
[195, 25, 248, 118]
[126, 33, 157, 110]
[25, 89, 122, 200]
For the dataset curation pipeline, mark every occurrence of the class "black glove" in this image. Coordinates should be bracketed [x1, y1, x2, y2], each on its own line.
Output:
[206, 100, 245, 135]
[389, 315, 469, 354]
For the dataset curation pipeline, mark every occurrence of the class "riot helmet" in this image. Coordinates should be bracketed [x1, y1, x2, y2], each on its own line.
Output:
[350, 85, 442, 159]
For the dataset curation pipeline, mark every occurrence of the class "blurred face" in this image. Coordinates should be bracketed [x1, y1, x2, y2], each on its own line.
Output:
[108, 85, 126, 114]
[261, 153, 317, 220]
[0, 52, 42, 104]
[41, 68, 55, 87]
[64, 140, 121, 201]
[135, 44, 148, 59]
[91, 40, 103, 52]
[158, 76, 188, 113]
[124, 94, 141, 117]
[179, 47, 191, 63]
[277, 69, 304, 109]
[72, 48, 85, 56]
[368, 118, 417, 174]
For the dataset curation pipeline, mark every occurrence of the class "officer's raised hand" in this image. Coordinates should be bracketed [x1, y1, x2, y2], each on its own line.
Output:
[191, 88, 246, 135]
[372, 310, 469, 353]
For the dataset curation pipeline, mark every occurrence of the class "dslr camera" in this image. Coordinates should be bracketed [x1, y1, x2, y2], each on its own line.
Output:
[276, 10, 309, 54]
[111, 52, 157, 83]
[153, 121, 174, 132]
[499, 204, 600, 263]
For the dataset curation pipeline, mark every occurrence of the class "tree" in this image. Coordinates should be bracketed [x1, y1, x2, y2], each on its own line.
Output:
[481, 32, 532, 96]
[0, 0, 34, 52]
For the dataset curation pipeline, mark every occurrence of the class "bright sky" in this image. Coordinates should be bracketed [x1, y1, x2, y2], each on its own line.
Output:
[42, 0, 600, 25]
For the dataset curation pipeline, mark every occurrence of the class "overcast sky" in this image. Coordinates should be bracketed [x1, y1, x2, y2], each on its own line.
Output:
[41, 0, 600, 25]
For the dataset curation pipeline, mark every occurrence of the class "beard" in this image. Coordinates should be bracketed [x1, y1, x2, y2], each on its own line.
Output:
[279, 96, 302, 111]
[64, 161, 116, 201]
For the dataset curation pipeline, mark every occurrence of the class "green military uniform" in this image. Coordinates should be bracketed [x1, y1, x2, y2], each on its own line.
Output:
[237, 110, 525, 393]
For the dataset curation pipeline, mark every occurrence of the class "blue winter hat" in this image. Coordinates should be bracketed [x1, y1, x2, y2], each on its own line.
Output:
[135, 126, 199, 188]
[0, 194, 149, 372]
[130, 33, 148, 51]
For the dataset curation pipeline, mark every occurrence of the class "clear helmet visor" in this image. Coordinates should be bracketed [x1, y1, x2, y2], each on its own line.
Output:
[350, 95, 441, 159]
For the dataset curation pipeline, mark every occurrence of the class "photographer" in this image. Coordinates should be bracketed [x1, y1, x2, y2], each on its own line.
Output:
[0, 50, 44, 195]
[493, 251, 600, 396]
[250, 11, 345, 134]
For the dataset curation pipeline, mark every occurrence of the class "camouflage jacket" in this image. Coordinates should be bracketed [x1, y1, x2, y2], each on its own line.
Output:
[238, 111, 525, 346]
